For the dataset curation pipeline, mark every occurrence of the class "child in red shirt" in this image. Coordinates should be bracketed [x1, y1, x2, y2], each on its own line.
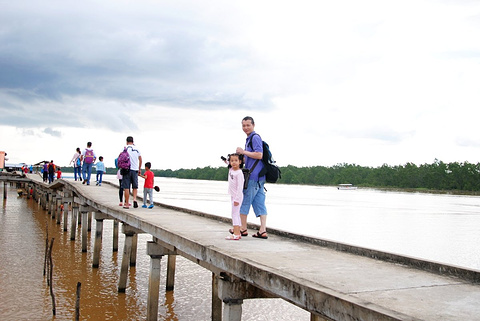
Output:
[57, 167, 62, 180]
[140, 162, 154, 209]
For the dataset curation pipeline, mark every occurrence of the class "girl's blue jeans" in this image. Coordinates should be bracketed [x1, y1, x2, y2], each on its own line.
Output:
[74, 166, 82, 181]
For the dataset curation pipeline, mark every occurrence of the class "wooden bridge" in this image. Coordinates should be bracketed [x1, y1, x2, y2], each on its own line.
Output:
[3, 172, 480, 320]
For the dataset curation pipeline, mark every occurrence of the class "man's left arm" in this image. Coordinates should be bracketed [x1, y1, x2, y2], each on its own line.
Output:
[138, 155, 142, 174]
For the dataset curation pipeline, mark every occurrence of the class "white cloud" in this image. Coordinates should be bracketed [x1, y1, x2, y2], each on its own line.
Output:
[1, 0, 480, 169]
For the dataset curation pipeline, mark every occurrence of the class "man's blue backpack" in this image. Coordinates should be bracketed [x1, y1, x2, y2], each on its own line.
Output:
[248, 134, 281, 183]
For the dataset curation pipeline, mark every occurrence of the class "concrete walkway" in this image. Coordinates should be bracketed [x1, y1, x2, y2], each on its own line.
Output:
[27, 174, 480, 320]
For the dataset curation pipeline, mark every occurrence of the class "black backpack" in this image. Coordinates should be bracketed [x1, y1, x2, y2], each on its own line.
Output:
[248, 134, 281, 183]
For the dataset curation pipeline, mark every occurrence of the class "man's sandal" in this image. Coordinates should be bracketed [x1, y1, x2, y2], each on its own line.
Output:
[252, 231, 268, 239]
[225, 234, 241, 240]
[229, 228, 248, 236]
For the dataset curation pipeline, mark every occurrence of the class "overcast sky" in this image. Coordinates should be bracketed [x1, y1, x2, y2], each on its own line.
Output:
[1, 0, 480, 170]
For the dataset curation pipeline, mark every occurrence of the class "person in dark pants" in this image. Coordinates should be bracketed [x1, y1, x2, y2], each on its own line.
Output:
[47, 160, 55, 184]
[42, 162, 48, 182]
[115, 157, 125, 207]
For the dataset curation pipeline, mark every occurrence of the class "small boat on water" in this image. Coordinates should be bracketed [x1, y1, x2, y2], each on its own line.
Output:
[337, 184, 357, 190]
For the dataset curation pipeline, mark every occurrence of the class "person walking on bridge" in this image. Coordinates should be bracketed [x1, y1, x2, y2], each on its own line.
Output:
[122, 136, 142, 209]
[70, 147, 82, 181]
[81, 142, 96, 185]
[47, 160, 55, 184]
[236, 116, 268, 239]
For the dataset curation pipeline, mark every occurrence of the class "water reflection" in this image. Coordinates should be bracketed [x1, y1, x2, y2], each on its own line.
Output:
[4, 176, 480, 320]
[0, 187, 308, 320]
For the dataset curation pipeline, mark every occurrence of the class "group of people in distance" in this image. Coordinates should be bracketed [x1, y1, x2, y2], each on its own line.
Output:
[67, 116, 269, 241]
[42, 161, 61, 184]
[70, 136, 155, 210]
[70, 144, 105, 186]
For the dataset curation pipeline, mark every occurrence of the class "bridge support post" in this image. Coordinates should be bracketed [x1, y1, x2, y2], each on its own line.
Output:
[118, 225, 143, 292]
[166, 255, 176, 291]
[70, 205, 79, 240]
[118, 231, 133, 292]
[217, 273, 276, 321]
[130, 234, 138, 267]
[112, 220, 119, 252]
[3, 181, 6, 199]
[62, 194, 72, 232]
[88, 211, 92, 232]
[56, 197, 62, 225]
[42, 191, 47, 210]
[212, 273, 222, 321]
[145, 241, 176, 321]
[77, 207, 82, 225]
[92, 212, 109, 268]
[51, 194, 57, 220]
[80, 206, 89, 253]
[63, 203, 69, 231]
[48, 192, 53, 215]
[146, 241, 164, 321]
[218, 276, 243, 321]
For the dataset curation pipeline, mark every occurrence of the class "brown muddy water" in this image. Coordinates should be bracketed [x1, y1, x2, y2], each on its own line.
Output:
[0, 186, 308, 320]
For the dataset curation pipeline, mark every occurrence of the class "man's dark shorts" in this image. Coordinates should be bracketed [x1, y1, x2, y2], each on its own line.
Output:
[122, 170, 139, 189]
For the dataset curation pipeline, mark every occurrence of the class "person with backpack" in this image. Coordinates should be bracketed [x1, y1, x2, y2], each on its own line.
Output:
[81, 142, 96, 185]
[235, 116, 269, 239]
[120, 136, 142, 209]
[69, 147, 82, 181]
[42, 162, 48, 182]
[47, 160, 56, 184]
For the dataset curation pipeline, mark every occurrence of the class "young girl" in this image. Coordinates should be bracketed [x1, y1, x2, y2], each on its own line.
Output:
[226, 153, 245, 240]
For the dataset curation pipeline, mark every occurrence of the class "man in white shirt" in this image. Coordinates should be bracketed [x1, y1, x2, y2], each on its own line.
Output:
[122, 136, 142, 209]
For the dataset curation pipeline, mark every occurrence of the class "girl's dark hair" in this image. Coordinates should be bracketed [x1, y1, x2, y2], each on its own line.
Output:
[227, 153, 244, 169]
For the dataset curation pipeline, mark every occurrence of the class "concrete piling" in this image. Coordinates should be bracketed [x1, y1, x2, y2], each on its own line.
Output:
[80, 206, 89, 253]
[118, 231, 134, 293]
[92, 212, 109, 268]
[146, 241, 164, 321]
[112, 220, 119, 252]
[70, 206, 78, 241]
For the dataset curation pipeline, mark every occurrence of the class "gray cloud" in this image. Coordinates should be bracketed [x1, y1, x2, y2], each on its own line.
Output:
[0, 0, 278, 132]
[43, 127, 62, 137]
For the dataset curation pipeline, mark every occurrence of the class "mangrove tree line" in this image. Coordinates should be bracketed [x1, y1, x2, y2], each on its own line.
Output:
[63, 159, 480, 192]
[152, 159, 480, 192]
